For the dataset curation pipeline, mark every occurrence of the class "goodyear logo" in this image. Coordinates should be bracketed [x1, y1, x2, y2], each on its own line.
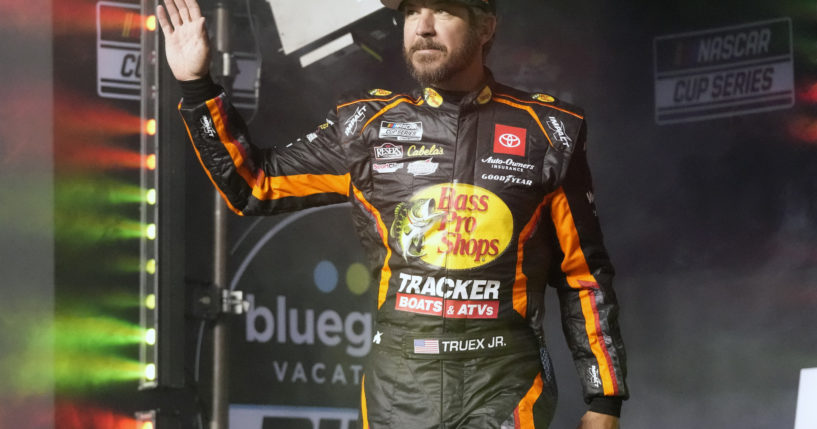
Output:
[391, 183, 513, 270]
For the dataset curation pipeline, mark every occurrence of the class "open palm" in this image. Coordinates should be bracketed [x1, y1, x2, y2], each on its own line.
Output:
[156, 0, 211, 81]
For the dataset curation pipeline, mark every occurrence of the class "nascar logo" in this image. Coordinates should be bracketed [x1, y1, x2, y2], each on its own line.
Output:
[379, 121, 423, 141]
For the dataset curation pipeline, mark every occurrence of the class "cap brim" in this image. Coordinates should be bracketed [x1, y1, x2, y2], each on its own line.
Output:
[381, 0, 402, 10]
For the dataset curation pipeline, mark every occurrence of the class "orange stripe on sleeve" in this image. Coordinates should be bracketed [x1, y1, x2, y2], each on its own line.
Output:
[207, 98, 351, 202]
[512, 195, 553, 318]
[494, 93, 585, 119]
[180, 108, 245, 216]
[352, 186, 392, 309]
[492, 98, 554, 148]
[206, 98, 257, 187]
[252, 171, 351, 201]
[360, 375, 369, 429]
[578, 289, 616, 395]
[550, 188, 618, 396]
[514, 372, 544, 429]
[584, 286, 620, 394]
[550, 189, 597, 287]
[336, 93, 414, 110]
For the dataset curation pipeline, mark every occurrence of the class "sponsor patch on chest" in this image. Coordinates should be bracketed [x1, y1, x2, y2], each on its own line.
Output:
[394, 273, 500, 319]
[379, 121, 423, 141]
[493, 124, 527, 157]
[374, 143, 403, 160]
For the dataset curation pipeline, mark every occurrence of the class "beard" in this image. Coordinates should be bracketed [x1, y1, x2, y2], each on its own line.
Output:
[403, 27, 482, 88]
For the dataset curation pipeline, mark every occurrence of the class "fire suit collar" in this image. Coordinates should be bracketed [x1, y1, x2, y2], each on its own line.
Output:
[421, 68, 496, 110]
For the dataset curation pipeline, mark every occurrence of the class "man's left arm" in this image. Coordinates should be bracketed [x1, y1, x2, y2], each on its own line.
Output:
[546, 122, 629, 426]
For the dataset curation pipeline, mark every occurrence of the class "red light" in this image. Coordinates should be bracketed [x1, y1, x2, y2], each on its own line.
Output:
[145, 15, 157, 32]
[788, 116, 817, 144]
[145, 119, 157, 136]
[55, 402, 138, 429]
[800, 82, 817, 104]
[146, 154, 157, 170]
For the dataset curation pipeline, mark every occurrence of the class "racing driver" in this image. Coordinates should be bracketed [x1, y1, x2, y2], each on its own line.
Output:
[157, 0, 629, 427]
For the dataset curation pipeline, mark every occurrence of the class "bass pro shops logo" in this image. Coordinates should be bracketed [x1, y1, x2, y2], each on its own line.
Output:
[390, 183, 513, 270]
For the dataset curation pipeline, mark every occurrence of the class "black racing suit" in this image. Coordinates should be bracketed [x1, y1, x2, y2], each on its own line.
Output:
[178, 71, 628, 428]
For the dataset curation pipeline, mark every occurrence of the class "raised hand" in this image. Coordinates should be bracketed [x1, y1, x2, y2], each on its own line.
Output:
[156, 0, 211, 81]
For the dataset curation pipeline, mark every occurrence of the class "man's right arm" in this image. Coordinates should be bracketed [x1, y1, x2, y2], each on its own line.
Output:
[158, 0, 352, 216]
[177, 88, 352, 216]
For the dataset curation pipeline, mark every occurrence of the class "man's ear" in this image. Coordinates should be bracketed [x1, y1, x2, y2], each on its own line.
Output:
[480, 15, 497, 45]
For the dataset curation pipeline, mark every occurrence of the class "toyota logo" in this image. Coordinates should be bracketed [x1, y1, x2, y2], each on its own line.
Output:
[499, 133, 521, 148]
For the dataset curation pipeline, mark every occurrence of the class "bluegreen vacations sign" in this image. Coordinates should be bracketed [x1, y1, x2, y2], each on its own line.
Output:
[653, 18, 794, 125]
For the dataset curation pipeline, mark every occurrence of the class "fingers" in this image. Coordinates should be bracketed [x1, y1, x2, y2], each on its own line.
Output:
[172, 0, 192, 23]
[155, 5, 173, 35]
[183, 0, 203, 20]
[162, 0, 183, 28]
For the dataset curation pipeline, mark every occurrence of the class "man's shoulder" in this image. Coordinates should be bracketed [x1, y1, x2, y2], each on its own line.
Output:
[491, 82, 585, 120]
[333, 88, 421, 139]
[336, 88, 420, 112]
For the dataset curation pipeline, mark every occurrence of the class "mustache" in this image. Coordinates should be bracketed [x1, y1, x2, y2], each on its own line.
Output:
[408, 40, 448, 54]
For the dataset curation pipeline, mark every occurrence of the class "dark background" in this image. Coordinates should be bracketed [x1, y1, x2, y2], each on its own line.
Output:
[0, 0, 815, 427]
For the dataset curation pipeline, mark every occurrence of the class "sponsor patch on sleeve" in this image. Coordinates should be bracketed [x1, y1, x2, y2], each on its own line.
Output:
[532, 93, 556, 103]
[344, 105, 367, 136]
[200, 115, 216, 139]
[369, 88, 392, 96]
[546, 116, 572, 149]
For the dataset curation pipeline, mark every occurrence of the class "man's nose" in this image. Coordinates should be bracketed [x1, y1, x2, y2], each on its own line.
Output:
[414, 9, 436, 36]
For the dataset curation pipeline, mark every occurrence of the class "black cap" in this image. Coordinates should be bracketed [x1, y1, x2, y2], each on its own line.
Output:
[381, 0, 496, 14]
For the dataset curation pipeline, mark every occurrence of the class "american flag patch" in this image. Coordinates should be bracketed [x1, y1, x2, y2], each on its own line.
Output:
[413, 339, 440, 354]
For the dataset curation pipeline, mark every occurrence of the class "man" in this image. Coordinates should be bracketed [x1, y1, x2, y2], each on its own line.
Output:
[157, 0, 628, 427]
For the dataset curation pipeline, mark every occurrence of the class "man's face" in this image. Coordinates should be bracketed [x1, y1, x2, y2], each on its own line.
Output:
[402, 0, 484, 87]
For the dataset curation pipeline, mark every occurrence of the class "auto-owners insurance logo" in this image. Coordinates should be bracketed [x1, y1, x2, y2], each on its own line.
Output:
[390, 183, 513, 270]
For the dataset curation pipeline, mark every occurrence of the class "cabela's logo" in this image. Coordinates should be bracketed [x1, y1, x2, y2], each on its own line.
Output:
[390, 183, 513, 270]
[407, 144, 444, 157]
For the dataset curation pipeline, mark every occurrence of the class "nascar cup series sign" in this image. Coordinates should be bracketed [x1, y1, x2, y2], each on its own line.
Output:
[653, 18, 794, 125]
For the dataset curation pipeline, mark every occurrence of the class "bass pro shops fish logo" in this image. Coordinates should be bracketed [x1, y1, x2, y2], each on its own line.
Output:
[390, 183, 513, 270]
[390, 199, 446, 260]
